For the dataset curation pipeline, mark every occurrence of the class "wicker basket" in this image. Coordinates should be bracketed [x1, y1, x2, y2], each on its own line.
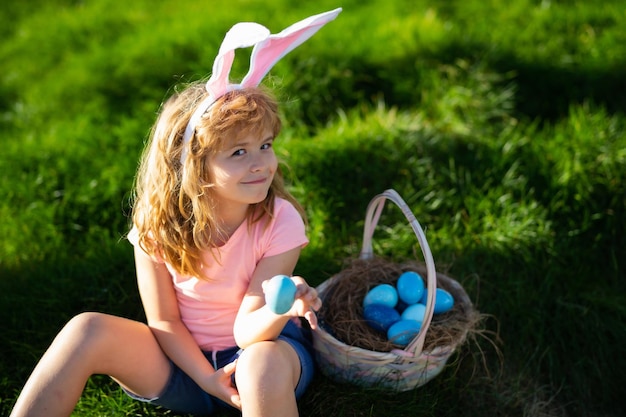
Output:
[312, 189, 475, 392]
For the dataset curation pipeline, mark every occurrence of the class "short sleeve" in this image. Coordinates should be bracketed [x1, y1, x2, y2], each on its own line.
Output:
[127, 225, 139, 246]
[263, 199, 309, 258]
[126, 225, 165, 263]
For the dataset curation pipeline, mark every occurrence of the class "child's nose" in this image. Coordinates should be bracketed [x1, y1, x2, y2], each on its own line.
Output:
[249, 152, 265, 171]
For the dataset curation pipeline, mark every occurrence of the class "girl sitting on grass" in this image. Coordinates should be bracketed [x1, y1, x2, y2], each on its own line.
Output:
[10, 8, 341, 417]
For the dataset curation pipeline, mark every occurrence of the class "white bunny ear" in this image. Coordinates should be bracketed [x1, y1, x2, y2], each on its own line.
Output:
[180, 8, 341, 164]
[241, 8, 342, 87]
[206, 22, 271, 98]
[181, 23, 271, 162]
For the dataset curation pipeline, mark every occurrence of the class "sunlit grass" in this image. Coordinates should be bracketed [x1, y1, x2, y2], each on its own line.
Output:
[1, 0, 625, 416]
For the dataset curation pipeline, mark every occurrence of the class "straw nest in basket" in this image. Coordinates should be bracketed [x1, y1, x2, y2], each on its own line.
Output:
[317, 257, 481, 353]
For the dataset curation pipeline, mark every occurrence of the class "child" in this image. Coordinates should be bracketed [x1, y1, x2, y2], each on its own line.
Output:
[10, 8, 341, 417]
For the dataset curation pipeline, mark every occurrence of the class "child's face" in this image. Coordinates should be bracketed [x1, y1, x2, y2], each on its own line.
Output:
[208, 127, 277, 210]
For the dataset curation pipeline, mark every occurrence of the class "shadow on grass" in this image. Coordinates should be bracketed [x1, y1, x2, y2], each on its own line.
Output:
[3, 127, 625, 416]
[292, 129, 626, 416]
[0, 242, 141, 415]
[3, 51, 626, 417]
[293, 45, 626, 130]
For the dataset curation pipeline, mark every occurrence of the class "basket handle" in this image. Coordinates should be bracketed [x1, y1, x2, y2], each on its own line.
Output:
[360, 189, 437, 357]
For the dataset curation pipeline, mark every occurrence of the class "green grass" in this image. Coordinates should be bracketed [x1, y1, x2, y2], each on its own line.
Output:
[1, 0, 625, 416]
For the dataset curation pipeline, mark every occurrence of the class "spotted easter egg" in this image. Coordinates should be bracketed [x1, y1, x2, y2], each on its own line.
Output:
[396, 271, 425, 305]
[363, 284, 398, 309]
[363, 304, 401, 332]
[387, 319, 422, 347]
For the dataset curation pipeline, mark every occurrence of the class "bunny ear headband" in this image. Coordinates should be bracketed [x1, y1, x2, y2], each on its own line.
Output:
[180, 7, 342, 163]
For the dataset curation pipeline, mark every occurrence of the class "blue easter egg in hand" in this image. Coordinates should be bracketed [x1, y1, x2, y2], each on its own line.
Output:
[363, 304, 401, 332]
[387, 320, 422, 347]
[363, 284, 398, 309]
[396, 271, 425, 305]
[265, 275, 297, 314]
[401, 303, 426, 322]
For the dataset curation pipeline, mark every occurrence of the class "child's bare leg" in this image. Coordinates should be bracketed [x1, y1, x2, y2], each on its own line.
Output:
[235, 340, 301, 417]
[10, 312, 171, 417]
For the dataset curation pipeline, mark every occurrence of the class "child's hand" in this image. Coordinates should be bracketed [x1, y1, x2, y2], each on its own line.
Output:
[289, 276, 322, 329]
[203, 360, 241, 409]
[261, 275, 322, 328]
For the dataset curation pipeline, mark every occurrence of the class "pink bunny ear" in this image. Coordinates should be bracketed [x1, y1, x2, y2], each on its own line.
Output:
[181, 23, 271, 162]
[181, 23, 269, 155]
[241, 8, 342, 87]
[180, 8, 341, 164]
[206, 22, 271, 99]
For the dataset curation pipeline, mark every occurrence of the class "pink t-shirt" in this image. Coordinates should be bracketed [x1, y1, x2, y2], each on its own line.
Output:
[128, 198, 308, 351]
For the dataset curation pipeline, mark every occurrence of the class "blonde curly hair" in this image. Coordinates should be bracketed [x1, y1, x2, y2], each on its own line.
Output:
[131, 82, 305, 279]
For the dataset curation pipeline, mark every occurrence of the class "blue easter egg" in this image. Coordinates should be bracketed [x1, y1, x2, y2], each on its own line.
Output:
[434, 288, 454, 313]
[363, 284, 398, 309]
[265, 275, 297, 314]
[387, 320, 422, 347]
[420, 288, 455, 314]
[363, 304, 401, 332]
[396, 271, 425, 305]
[401, 303, 426, 322]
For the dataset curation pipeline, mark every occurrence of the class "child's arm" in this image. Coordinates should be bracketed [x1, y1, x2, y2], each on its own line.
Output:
[233, 246, 322, 348]
[134, 246, 241, 409]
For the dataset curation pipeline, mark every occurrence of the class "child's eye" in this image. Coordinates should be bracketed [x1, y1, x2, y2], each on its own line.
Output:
[232, 148, 246, 156]
[260, 142, 273, 150]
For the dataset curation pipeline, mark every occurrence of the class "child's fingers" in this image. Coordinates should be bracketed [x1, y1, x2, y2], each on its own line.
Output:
[299, 286, 321, 311]
[291, 278, 318, 301]
[230, 393, 242, 409]
[306, 309, 319, 329]
[310, 295, 322, 311]
[291, 276, 308, 296]
[283, 276, 323, 319]
[222, 359, 237, 376]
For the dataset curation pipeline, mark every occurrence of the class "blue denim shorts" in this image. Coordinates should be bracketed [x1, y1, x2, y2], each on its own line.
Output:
[124, 319, 314, 415]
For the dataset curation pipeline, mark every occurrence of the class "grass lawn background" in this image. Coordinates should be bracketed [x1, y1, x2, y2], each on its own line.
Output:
[1, 0, 625, 416]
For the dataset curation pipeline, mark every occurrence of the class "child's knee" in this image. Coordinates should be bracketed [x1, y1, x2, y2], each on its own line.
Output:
[61, 312, 121, 350]
[237, 341, 290, 373]
[64, 312, 107, 337]
[235, 341, 299, 392]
